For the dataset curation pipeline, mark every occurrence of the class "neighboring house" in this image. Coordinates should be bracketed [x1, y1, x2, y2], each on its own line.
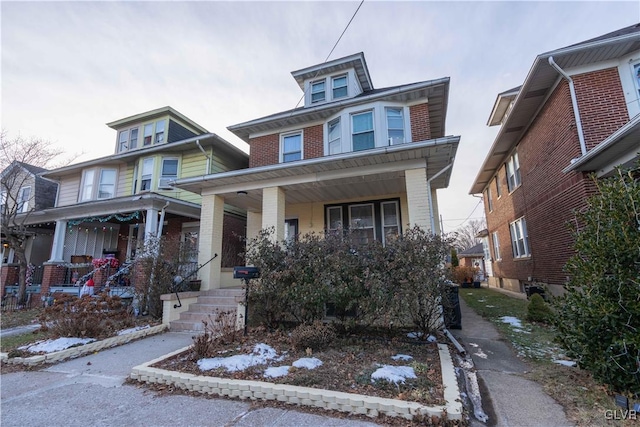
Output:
[6, 106, 248, 296]
[470, 23, 640, 295]
[457, 243, 485, 281]
[175, 52, 460, 291]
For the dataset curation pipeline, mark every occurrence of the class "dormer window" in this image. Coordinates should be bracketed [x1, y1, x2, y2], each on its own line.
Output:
[332, 75, 348, 99]
[143, 124, 153, 146]
[352, 111, 374, 151]
[311, 81, 326, 103]
[386, 107, 405, 145]
[118, 131, 129, 152]
[141, 158, 154, 191]
[155, 120, 166, 144]
[129, 128, 138, 149]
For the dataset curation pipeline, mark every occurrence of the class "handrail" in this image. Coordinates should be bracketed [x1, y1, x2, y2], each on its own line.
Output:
[172, 253, 218, 309]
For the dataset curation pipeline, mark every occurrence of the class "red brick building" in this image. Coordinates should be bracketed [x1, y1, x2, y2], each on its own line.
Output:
[471, 24, 640, 295]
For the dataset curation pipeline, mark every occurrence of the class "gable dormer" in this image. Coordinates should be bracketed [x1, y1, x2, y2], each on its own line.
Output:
[487, 86, 520, 127]
[106, 106, 209, 154]
[291, 52, 373, 108]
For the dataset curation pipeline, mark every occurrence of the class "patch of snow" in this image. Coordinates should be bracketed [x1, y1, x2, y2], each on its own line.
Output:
[468, 343, 479, 348]
[500, 316, 523, 328]
[117, 325, 151, 335]
[553, 359, 577, 367]
[21, 337, 96, 353]
[474, 349, 488, 359]
[292, 357, 323, 369]
[198, 343, 281, 372]
[371, 365, 416, 384]
[406, 332, 437, 342]
[391, 354, 413, 361]
[485, 305, 495, 308]
[264, 366, 290, 378]
[477, 299, 486, 302]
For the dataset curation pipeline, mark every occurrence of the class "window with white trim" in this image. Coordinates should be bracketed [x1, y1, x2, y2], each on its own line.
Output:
[17, 186, 31, 213]
[510, 217, 530, 258]
[118, 130, 129, 152]
[311, 81, 325, 103]
[491, 231, 501, 260]
[98, 169, 117, 199]
[129, 128, 139, 150]
[143, 124, 153, 146]
[633, 60, 640, 98]
[486, 187, 493, 212]
[155, 120, 166, 144]
[141, 158, 154, 191]
[349, 203, 375, 244]
[386, 107, 405, 145]
[328, 118, 341, 155]
[381, 201, 400, 245]
[327, 206, 343, 231]
[0, 191, 6, 215]
[506, 151, 521, 192]
[332, 75, 348, 99]
[351, 111, 374, 151]
[281, 132, 302, 163]
[495, 175, 501, 198]
[80, 170, 95, 202]
[159, 158, 178, 189]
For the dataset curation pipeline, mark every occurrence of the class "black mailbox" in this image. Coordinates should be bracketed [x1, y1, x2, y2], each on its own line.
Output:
[233, 266, 260, 280]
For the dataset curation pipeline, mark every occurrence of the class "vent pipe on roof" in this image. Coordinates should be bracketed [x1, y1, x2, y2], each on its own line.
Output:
[548, 56, 587, 156]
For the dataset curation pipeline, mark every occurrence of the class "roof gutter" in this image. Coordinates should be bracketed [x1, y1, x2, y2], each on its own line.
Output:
[548, 56, 587, 156]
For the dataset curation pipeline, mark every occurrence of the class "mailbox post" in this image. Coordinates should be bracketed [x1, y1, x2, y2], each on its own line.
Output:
[233, 266, 260, 335]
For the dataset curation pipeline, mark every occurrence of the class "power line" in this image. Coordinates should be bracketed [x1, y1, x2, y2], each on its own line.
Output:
[446, 200, 484, 229]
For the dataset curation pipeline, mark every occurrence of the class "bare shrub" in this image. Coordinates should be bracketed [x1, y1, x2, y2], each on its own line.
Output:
[290, 321, 336, 351]
[192, 309, 241, 359]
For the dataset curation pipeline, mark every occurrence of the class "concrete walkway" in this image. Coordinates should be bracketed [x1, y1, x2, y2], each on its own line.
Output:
[451, 297, 573, 427]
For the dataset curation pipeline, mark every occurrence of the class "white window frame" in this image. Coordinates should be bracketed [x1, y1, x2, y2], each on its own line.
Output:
[159, 157, 179, 189]
[143, 123, 154, 146]
[17, 186, 31, 213]
[491, 231, 501, 261]
[332, 74, 348, 99]
[506, 151, 521, 192]
[385, 107, 405, 145]
[140, 158, 154, 191]
[97, 169, 117, 200]
[486, 187, 493, 212]
[118, 130, 129, 152]
[311, 81, 326, 103]
[380, 200, 400, 245]
[155, 120, 166, 144]
[327, 117, 341, 155]
[510, 217, 530, 258]
[349, 203, 376, 243]
[0, 191, 7, 215]
[327, 206, 343, 231]
[80, 170, 95, 202]
[280, 131, 303, 163]
[351, 110, 375, 152]
[632, 59, 640, 99]
[129, 127, 139, 150]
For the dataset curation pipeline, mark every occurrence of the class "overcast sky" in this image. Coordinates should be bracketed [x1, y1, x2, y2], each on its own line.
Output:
[2, 1, 638, 233]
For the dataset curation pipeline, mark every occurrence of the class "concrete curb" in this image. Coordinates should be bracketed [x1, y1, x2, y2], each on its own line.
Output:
[0, 324, 168, 366]
[130, 342, 462, 421]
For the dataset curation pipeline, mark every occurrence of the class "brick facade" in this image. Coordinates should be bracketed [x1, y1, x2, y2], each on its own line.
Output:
[410, 103, 431, 142]
[304, 124, 324, 160]
[249, 134, 279, 168]
[573, 68, 628, 150]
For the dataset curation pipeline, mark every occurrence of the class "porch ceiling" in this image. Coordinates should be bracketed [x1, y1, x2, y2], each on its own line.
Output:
[175, 137, 459, 212]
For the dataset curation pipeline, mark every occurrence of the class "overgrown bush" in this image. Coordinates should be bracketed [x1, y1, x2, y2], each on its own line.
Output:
[290, 321, 337, 351]
[39, 292, 134, 339]
[554, 164, 640, 396]
[526, 293, 553, 323]
[192, 309, 240, 359]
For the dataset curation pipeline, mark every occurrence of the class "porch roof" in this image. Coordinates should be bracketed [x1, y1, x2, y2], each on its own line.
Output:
[174, 136, 459, 212]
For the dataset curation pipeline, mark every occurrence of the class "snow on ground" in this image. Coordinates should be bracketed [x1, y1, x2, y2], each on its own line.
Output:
[474, 349, 488, 359]
[117, 325, 151, 335]
[500, 316, 523, 328]
[371, 365, 417, 384]
[553, 359, 577, 367]
[20, 337, 96, 353]
[406, 332, 437, 342]
[292, 357, 323, 369]
[198, 343, 283, 372]
[264, 366, 290, 378]
[391, 354, 413, 361]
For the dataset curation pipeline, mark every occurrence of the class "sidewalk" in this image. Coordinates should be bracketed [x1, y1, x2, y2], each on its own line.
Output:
[451, 297, 573, 427]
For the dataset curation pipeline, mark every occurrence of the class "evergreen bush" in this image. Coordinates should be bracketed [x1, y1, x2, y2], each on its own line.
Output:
[526, 293, 553, 323]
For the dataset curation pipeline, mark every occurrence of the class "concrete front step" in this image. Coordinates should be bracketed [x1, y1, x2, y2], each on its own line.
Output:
[199, 288, 244, 297]
[194, 296, 240, 305]
[169, 288, 243, 333]
[179, 309, 237, 322]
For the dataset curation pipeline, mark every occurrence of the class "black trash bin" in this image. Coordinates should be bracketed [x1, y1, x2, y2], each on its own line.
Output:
[444, 283, 462, 329]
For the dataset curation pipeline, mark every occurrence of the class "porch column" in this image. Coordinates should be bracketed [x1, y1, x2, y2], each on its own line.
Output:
[48, 220, 67, 262]
[246, 211, 262, 245]
[430, 187, 441, 235]
[198, 193, 224, 290]
[262, 186, 285, 242]
[144, 208, 159, 241]
[405, 168, 431, 232]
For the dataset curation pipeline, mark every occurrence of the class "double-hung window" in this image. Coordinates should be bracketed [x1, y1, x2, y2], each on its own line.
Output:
[143, 124, 153, 146]
[159, 158, 178, 189]
[506, 152, 521, 192]
[129, 128, 139, 150]
[352, 111, 374, 151]
[328, 118, 341, 155]
[80, 170, 95, 202]
[491, 231, 501, 260]
[332, 75, 348, 99]
[486, 187, 493, 212]
[141, 158, 154, 191]
[381, 201, 400, 245]
[510, 217, 530, 258]
[118, 131, 129, 152]
[633, 60, 640, 98]
[327, 206, 343, 232]
[98, 169, 117, 199]
[495, 175, 501, 198]
[17, 186, 31, 213]
[155, 120, 166, 144]
[349, 203, 375, 244]
[311, 81, 325, 103]
[386, 107, 405, 145]
[0, 191, 6, 215]
[282, 132, 302, 163]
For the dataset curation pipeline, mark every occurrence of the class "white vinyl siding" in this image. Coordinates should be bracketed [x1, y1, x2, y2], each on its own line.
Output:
[510, 217, 530, 258]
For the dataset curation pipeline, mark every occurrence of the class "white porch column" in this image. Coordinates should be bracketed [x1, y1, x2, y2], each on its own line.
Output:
[144, 208, 159, 241]
[48, 220, 67, 262]
[262, 186, 285, 242]
[430, 187, 441, 235]
[405, 168, 431, 232]
[246, 211, 262, 245]
[198, 194, 224, 290]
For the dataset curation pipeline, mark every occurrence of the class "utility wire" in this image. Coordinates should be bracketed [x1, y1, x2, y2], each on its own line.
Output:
[447, 199, 484, 230]
[291, 0, 365, 112]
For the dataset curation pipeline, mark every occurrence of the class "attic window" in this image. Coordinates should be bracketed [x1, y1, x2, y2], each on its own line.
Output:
[311, 81, 325, 103]
[332, 75, 348, 99]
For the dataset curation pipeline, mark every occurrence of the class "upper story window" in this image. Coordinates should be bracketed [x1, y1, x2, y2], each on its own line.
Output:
[352, 111, 374, 151]
[143, 124, 154, 146]
[486, 187, 493, 212]
[495, 175, 501, 198]
[386, 107, 405, 145]
[0, 191, 6, 214]
[118, 131, 129, 152]
[491, 231, 501, 260]
[510, 217, 530, 258]
[281, 132, 302, 163]
[159, 158, 178, 189]
[506, 151, 521, 192]
[311, 81, 326, 103]
[80, 168, 117, 201]
[141, 158, 154, 191]
[633, 61, 640, 97]
[328, 118, 341, 155]
[155, 120, 166, 144]
[332, 75, 348, 99]
[80, 170, 95, 201]
[129, 128, 138, 150]
[98, 169, 116, 199]
[17, 186, 31, 213]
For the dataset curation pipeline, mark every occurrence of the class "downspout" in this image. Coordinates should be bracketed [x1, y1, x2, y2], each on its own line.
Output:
[548, 56, 587, 156]
[427, 163, 453, 234]
[157, 202, 170, 238]
[195, 139, 211, 174]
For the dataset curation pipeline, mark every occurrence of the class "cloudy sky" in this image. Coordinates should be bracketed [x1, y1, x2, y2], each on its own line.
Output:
[2, 1, 638, 233]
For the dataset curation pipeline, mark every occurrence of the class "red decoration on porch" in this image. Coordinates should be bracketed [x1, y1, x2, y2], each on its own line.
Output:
[92, 258, 119, 269]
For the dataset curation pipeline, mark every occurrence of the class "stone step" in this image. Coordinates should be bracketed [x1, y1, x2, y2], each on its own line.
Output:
[199, 288, 244, 297]
[195, 296, 240, 305]
[186, 302, 238, 312]
[179, 309, 237, 322]
[169, 320, 205, 332]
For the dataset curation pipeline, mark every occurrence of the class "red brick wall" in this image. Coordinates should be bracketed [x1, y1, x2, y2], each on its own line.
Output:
[573, 68, 628, 150]
[485, 81, 598, 286]
[410, 103, 431, 142]
[304, 124, 324, 160]
[1, 265, 19, 296]
[249, 134, 279, 168]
